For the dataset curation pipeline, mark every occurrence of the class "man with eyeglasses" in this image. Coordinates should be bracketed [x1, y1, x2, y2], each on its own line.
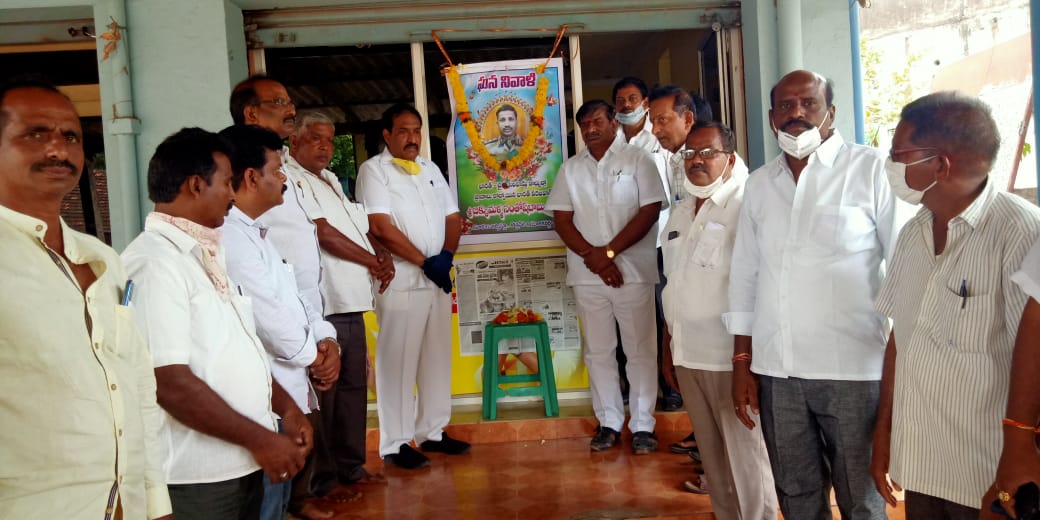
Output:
[869, 92, 1040, 518]
[660, 121, 777, 516]
[726, 69, 901, 519]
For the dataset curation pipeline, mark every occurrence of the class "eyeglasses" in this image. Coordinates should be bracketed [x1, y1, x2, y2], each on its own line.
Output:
[258, 98, 295, 108]
[888, 146, 939, 161]
[678, 147, 731, 160]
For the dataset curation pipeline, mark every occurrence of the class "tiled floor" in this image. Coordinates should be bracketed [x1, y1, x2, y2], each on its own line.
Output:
[311, 411, 907, 520]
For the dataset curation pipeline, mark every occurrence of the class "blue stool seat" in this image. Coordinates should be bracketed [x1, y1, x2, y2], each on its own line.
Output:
[482, 321, 559, 420]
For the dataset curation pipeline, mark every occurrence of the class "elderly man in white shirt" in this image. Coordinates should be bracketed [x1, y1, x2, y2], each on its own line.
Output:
[287, 112, 393, 486]
[218, 125, 342, 520]
[356, 104, 469, 470]
[726, 70, 900, 520]
[870, 92, 1040, 518]
[661, 121, 776, 517]
[123, 128, 311, 519]
[546, 100, 667, 454]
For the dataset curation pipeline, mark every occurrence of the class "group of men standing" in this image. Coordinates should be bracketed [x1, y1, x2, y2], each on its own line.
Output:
[550, 69, 1040, 520]
[1, 64, 1038, 520]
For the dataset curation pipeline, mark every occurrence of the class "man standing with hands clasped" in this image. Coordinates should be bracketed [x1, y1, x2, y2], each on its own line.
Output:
[356, 104, 469, 470]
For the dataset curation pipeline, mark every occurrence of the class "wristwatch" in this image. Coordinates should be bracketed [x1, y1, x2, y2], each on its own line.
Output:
[605, 246, 615, 259]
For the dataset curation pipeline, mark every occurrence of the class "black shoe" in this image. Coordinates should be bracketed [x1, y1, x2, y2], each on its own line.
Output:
[662, 392, 683, 411]
[420, 432, 471, 455]
[590, 426, 620, 451]
[383, 444, 430, 469]
[631, 431, 658, 455]
[669, 432, 699, 454]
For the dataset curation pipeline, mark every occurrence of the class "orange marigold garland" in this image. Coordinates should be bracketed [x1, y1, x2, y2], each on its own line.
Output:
[448, 64, 551, 181]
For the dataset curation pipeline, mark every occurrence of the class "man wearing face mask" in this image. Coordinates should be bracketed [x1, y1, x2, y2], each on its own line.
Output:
[869, 92, 1040, 518]
[726, 70, 900, 520]
[661, 121, 776, 516]
[356, 104, 469, 470]
[613, 77, 682, 412]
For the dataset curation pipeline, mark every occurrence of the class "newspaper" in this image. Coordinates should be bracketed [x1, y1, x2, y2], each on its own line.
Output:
[455, 252, 580, 356]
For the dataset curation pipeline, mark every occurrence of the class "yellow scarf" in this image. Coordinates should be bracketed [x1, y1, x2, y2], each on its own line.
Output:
[392, 157, 422, 175]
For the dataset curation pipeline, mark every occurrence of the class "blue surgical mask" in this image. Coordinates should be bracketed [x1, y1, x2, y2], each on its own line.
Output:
[616, 105, 648, 126]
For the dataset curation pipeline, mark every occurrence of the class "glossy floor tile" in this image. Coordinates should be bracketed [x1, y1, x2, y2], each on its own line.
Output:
[306, 429, 907, 520]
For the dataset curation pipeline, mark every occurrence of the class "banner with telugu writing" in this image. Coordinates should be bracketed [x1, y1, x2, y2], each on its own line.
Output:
[447, 58, 568, 245]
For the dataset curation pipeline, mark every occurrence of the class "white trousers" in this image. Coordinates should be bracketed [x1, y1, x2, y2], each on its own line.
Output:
[373, 287, 452, 457]
[573, 283, 658, 433]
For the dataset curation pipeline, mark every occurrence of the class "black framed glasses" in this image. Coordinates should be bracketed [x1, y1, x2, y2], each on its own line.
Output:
[678, 147, 731, 160]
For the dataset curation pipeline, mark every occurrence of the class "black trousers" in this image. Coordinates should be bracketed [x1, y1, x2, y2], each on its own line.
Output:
[322, 312, 370, 483]
[168, 470, 263, 520]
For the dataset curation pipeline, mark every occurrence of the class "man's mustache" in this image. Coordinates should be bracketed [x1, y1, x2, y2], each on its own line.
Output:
[32, 160, 77, 174]
[405, 143, 419, 150]
[782, 119, 814, 133]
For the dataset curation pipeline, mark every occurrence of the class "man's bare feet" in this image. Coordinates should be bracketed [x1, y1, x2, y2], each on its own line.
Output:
[295, 501, 334, 519]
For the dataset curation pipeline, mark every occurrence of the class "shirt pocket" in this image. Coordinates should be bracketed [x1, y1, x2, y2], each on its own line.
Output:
[804, 205, 876, 257]
[928, 283, 997, 354]
[230, 294, 258, 339]
[111, 305, 143, 360]
[608, 174, 638, 207]
[689, 224, 726, 269]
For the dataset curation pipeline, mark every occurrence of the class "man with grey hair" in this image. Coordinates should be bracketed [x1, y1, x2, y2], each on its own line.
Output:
[871, 91, 1040, 518]
[287, 111, 394, 489]
[727, 70, 900, 519]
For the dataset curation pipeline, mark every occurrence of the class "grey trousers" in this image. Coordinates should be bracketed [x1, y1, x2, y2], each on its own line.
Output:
[758, 376, 887, 520]
[168, 470, 263, 520]
[905, 490, 980, 520]
[676, 367, 777, 520]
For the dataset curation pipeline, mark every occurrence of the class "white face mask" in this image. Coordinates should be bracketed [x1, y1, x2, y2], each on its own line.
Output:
[884, 155, 937, 205]
[616, 105, 648, 126]
[684, 163, 731, 199]
[774, 111, 830, 159]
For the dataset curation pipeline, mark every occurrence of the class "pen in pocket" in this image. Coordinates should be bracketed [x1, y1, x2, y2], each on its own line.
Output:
[959, 279, 967, 309]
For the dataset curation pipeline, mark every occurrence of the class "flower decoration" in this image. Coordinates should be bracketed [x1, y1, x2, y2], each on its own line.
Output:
[448, 64, 552, 182]
[491, 306, 543, 325]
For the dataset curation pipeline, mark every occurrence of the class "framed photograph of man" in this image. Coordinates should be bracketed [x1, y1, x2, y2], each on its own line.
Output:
[446, 58, 568, 245]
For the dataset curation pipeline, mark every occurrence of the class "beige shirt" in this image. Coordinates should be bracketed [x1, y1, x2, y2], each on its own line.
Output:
[0, 204, 171, 519]
[291, 162, 376, 314]
[661, 167, 747, 371]
[876, 180, 1040, 507]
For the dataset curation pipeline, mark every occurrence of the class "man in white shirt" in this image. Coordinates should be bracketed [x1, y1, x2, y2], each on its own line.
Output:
[870, 92, 1040, 518]
[0, 80, 172, 520]
[123, 127, 311, 519]
[661, 121, 776, 518]
[726, 70, 899, 519]
[356, 104, 470, 469]
[218, 124, 342, 520]
[287, 112, 393, 486]
[613, 77, 682, 412]
[546, 100, 667, 454]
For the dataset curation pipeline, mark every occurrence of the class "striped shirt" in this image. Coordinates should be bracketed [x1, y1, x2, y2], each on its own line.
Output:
[875, 180, 1040, 507]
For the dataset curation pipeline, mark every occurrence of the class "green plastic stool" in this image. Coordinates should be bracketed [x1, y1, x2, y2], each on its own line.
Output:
[482, 321, 559, 420]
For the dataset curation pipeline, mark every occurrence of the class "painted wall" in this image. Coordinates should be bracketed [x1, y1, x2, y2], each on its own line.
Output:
[126, 0, 248, 217]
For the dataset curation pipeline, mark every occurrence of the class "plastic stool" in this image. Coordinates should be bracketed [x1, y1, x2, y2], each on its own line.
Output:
[482, 321, 559, 420]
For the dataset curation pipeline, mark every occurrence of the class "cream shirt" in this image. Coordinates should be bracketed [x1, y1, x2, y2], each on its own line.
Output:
[264, 151, 327, 319]
[356, 148, 459, 291]
[876, 181, 1040, 507]
[292, 162, 376, 314]
[0, 205, 170, 519]
[661, 167, 748, 371]
[725, 131, 901, 380]
[545, 136, 668, 286]
[123, 215, 278, 485]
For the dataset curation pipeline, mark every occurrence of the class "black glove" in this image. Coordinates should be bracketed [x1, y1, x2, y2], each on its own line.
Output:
[422, 249, 455, 293]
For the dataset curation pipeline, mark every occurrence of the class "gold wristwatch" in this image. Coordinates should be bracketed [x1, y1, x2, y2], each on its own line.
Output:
[605, 246, 615, 259]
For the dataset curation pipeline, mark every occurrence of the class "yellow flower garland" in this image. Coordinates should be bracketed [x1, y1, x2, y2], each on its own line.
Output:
[449, 64, 549, 175]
